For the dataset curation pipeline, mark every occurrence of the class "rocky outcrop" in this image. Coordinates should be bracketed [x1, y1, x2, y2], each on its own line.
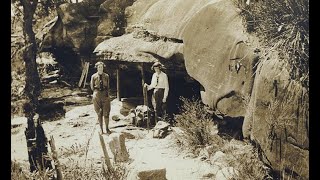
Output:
[243, 56, 309, 178]
[126, 0, 218, 38]
[182, 0, 258, 115]
[41, 0, 105, 54]
[181, 0, 308, 178]
[39, 0, 308, 178]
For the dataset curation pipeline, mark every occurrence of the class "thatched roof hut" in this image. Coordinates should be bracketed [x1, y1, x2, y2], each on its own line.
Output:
[93, 27, 183, 64]
[92, 28, 187, 117]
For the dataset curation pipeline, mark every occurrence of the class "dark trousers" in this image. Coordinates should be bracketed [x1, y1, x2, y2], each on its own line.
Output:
[152, 88, 167, 122]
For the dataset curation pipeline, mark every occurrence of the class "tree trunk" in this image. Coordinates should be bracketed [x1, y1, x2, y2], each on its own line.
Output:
[20, 0, 51, 172]
[21, 0, 41, 106]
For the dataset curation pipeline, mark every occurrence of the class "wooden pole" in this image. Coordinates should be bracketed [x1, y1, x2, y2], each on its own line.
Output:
[99, 133, 112, 171]
[78, 62, 86, 87]
[140, 63, 147, 105]
[116, 67, 120, 101]
[140, 63, 150, 130]
[144, 85, 150, 130]
[83, 62, 89, 88]
[49, 136, 63, 180]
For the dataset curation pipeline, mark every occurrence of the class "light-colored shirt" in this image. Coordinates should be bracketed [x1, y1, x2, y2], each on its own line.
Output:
[148, 71, 169, 101]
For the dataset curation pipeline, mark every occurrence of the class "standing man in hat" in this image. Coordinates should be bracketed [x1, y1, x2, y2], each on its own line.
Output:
[144, 62, 169, 123]
[90, 61, 111, 134]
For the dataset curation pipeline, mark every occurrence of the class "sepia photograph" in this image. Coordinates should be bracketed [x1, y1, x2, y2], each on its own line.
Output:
[11, 0, 309, 179]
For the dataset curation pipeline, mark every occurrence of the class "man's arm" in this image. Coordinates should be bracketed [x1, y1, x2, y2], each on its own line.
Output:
[146, 73, 156, 91]
[107, 74, 110, 96]
[163, 74, 169, 102]
[90, 74, 94, 91]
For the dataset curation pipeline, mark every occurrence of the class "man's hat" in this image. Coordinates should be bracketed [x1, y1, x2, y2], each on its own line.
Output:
[151, 62, 164, 71]
[95, 61, 106, 68]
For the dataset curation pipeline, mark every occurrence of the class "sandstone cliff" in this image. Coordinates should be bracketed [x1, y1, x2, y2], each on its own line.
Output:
[41, 0, 309, 178]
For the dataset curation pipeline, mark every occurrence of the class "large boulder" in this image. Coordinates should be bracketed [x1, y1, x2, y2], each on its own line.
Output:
[182, 0, 308, 178]
[126, 0, 219, 38]
[40, 1, 104, 76]
[182, 0, 258, 116]
[243, 56, 309, 179]
[41, 1, 105, 54]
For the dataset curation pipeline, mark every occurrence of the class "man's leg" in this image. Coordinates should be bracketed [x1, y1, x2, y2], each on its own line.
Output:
[98, 110, 104, 134]
[103, 97, 111, 134]
[104, 115, 111, 134]
[93, 96, 104, 134]
[154, 89, 164, 122]
[151, 93, 157, 124]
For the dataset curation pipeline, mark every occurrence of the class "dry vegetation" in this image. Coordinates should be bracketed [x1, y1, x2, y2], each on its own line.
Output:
[234, 0, 309, 87]
[11, 138, 127, 180]
[174, 97, 272, 179]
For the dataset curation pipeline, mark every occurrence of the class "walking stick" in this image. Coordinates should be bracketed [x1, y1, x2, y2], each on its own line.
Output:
[143, 84, 150, 131]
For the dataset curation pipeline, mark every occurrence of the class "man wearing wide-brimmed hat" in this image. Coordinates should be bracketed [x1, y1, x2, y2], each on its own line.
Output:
[144, 62, 169, 123]
[90, 61, 111, 134]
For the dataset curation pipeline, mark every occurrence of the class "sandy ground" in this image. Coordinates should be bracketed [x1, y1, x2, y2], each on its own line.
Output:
[11, 100, 220, 180]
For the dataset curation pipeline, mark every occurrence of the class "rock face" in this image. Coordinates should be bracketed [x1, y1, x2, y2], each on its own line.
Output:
[182, 0, 257, 115]
[243, 57, 309, 179]
[126, 0, 219, 38]
[40, 0, 308, 178]
[40, 0, 108, 76]
[181, 0, 308, 178]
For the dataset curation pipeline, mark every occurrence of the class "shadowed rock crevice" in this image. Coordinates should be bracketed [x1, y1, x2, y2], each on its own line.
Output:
[214, 115, 244, 141]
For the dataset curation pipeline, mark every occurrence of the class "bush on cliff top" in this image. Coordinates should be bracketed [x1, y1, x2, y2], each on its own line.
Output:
[235, 0, 309, 87]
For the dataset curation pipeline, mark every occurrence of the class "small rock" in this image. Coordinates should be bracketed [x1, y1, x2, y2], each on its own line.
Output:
[49, 80, 58, 84]
[112, 115, 121, 121]
[202, 173, 215, 179]
[79, 113, 89, 117]
[215, 167, 239, 180]
[73, 123, 80, 127]
[184, 152, 197, 159]
[152, 121, 170, 138]
[71, 91, 88, 96]
[211, 151, 226, 163]
[199, 156, 207, 161]
[137, 168, 167, 180]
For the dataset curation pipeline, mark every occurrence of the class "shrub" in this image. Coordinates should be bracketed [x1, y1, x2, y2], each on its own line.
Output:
[174, 97, 219, 150]
[234, 0, 309, 87]
[221, 140, 272, 179]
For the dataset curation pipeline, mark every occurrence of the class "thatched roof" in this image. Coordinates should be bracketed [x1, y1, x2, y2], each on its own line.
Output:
[93, 29, 183, 63]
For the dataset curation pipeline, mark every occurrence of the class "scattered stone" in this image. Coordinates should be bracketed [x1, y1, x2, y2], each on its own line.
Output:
[211, 151, 226, 162]
[112, 115, 121, 121]
[65, 96, 90, 106]
[199, 148, 210, 159]
[49, 80, 58, 84]
[152, 121, 170, 138]
[71, 91, 88, 96]
[199, 156, 207, 161]
[107, 133, 129, 162]
[202, 173, 215, 179]
[72, 123, 80, 127]
[137, 168, 167, 180]
[184, 152, 197, 159]
[215, 167, 239, 180]
[121, 131, 136, 139]
[79, 113, 89, 117]
[11, 117, 27, 128]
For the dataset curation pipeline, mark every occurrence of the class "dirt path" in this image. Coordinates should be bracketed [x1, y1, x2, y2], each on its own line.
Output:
[11, 100, 220, 179]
